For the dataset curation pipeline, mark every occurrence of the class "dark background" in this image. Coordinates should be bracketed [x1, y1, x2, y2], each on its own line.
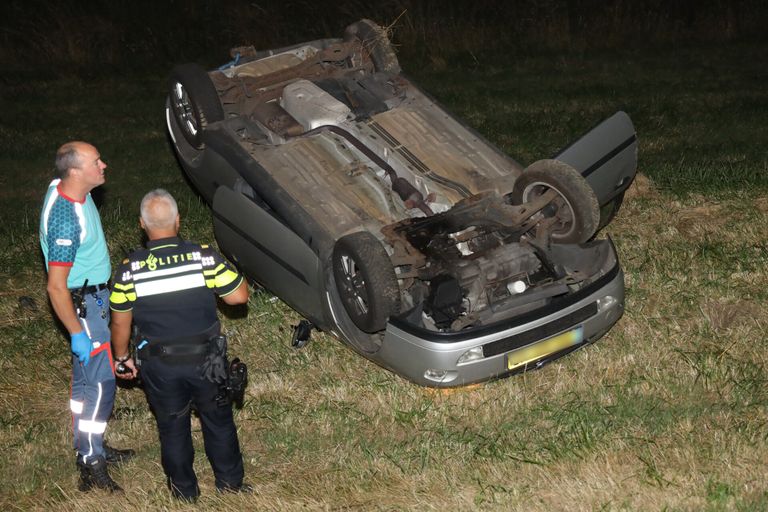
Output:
[2, 0, 766, 77]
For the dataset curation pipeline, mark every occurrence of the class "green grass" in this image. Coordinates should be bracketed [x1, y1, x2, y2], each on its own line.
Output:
[2, 44, 768, 510]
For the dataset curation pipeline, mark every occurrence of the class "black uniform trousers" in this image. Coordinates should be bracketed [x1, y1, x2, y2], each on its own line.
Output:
[141, 356, 244, 499]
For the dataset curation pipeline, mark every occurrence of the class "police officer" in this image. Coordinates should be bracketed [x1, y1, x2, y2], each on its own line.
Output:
[39, 141, 133, 492]
[109, 189, 250, 501]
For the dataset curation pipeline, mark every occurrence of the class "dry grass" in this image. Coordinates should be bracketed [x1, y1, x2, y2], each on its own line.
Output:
[3, 181, 768, 510]
[3, 39, 768, 510]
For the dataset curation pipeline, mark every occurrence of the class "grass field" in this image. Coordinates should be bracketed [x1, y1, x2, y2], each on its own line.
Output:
[1, 41, 767, 510]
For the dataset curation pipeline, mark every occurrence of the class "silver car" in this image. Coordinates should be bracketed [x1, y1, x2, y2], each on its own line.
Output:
[165, 19, 636, 387]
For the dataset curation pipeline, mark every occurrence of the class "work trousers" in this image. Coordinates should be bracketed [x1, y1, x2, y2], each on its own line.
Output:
[70, 288, 115, 463]
[141, 356, 244, 499]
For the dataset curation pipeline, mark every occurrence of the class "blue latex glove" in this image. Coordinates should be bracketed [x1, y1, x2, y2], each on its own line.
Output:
[71, 331, 92, 366]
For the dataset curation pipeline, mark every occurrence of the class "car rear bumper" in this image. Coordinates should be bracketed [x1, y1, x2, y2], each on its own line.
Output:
[375, 264, 625, 387]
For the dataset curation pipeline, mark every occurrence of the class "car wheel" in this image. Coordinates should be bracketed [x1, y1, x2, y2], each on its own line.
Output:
[511, 159, 600, 244]
[343, 19, 401, 74]
[332, 232, 401, 333]
[168, 63, 224, 150]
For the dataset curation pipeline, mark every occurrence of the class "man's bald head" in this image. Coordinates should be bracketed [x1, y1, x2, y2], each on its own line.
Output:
[54, 141, 92, 179]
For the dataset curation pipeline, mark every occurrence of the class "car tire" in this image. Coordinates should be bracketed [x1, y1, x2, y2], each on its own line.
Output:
[168, 63, 224, 150]
[332, 232, 401, 333]
[511, 159, 600, 244]
[343, 19, 401, 74]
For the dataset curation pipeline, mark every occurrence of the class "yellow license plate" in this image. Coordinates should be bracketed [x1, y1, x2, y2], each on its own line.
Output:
[507, 326, 584, 370]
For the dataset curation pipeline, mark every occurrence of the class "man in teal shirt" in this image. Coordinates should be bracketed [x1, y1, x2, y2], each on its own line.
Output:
[40, 141, 132, 492]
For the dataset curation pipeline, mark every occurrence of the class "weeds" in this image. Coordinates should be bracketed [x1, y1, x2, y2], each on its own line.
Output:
[2, 1, 767, 76]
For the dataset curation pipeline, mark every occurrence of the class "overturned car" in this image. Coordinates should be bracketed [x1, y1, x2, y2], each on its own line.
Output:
[166, 19, 636, 387]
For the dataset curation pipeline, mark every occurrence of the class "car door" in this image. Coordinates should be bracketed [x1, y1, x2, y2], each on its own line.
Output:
[211, 183, 327, 325]
[554, 111, 638, 205]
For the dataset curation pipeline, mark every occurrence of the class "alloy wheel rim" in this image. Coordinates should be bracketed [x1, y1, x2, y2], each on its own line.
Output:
[172, 82, 198, 138]
[339, 255, 369, 316]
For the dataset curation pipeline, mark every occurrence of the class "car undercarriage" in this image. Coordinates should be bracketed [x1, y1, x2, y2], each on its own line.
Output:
[166, 19, 635, 386]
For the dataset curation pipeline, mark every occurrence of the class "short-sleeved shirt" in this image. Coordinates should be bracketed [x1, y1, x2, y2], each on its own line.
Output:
[109, 236, 243, 338]
[39, 179, 111, 288]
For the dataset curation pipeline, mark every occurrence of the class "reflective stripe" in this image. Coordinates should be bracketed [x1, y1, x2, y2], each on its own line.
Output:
[110, 293, 128, 304]
[204, 263, 239, 289]
[41, 180, 61, 234]
[81, 317, 92, 338]
[78, 419, 107, 434]
[133, 263, 203, 281]
[215, 268, 239, 288]
[203, 263, 226, 275]
[134, 273, 206, 297]
[74, 201, 87, 242]
[70, 399, 84, 414]
[109, 291, 136, 304]
[83, 381, 104, 461]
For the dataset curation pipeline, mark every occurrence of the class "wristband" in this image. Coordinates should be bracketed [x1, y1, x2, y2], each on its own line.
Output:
[114, 354, 131, 363]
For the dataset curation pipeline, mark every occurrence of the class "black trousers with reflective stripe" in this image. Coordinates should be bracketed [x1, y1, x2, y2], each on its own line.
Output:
[140, 357, 243, 497]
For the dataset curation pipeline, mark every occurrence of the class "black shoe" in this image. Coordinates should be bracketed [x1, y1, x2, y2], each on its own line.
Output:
[217, 482, 254, 494]
[77, 458, 92, 492]
[78, 456, 122, 492]
[170, 485, 199, 503]
[291, 320, 313, 349]
[103, 443, 135, 465]
[172, 492, 198, 503]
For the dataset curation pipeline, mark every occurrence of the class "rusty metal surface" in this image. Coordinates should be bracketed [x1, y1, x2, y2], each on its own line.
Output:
[207, 36, 531, 250]
[371, 99, 521, 196]
[208, 33, 566, 272]
[212, 43, 356, 107]
[249, 136, 395, 238]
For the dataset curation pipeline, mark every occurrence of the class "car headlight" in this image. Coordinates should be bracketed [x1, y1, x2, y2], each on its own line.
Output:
[457, 346, 484, 365]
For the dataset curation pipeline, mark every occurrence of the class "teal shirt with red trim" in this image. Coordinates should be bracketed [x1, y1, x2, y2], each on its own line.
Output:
[39, 179, 111, 288]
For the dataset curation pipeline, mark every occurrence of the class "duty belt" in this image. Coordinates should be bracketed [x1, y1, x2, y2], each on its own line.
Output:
[69, 282, 110, 294]
[138, 322, 221, 360]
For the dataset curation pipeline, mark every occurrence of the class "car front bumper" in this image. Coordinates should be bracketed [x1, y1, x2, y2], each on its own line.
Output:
[373, 264, 625, 387]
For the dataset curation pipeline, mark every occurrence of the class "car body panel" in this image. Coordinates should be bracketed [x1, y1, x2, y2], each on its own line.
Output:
[554, 111, 638, 203]
[212, 185, 327, 325]
[166, 19, 636, 387]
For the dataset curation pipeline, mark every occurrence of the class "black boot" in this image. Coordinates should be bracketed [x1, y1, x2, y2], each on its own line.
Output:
[78, 456, 122, 492]
[77, 458, 92, 492]
[104, 443, 135, 465]
[217, 482, 254, 494]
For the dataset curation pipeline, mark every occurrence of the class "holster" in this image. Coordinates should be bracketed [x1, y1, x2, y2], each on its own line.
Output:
[227, 358, 248, 409]
[215, 358, 248, 409]
[199, 334, 228, 384]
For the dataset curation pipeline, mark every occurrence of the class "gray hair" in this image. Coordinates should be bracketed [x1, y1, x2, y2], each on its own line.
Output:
[54, 142, 83, 178]
[140, 189, 178, 230]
